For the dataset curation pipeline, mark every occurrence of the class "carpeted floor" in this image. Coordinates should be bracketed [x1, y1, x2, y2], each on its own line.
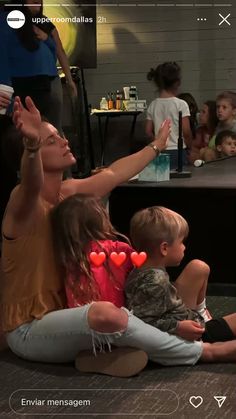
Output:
[0, 296, 236, 419]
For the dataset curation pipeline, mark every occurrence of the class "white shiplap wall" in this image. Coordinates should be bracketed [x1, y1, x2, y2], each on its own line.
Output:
[85, 1, 236, 111]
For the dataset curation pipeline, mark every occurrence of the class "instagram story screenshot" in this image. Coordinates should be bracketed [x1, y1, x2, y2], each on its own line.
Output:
[0, 0, 236, 418]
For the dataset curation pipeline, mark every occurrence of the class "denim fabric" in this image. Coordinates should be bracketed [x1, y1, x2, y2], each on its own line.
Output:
[7, 305, 202, 366]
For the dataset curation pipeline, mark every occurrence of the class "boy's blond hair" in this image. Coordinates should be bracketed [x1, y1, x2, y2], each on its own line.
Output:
[130, 206, 189, 254]
[216, 91, 236, 109]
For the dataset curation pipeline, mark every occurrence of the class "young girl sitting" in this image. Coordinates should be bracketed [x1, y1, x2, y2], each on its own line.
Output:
[178, 92, 199, 139]
[189, 101, 218, 163]
[125, 206, 236, 343]
[50, 194, 134, 308]
[146, 62, 192, 169]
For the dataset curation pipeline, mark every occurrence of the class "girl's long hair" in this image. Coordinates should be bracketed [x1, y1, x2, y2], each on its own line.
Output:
[178, 92, 199, 137]
[50, 194, 129, 303]
[204, 100, 218, 136]
[6, 1, 43, 51]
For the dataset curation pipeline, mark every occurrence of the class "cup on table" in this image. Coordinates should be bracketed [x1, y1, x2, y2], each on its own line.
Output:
[0, 84, 14, 115]
[123, 86, 130, 100]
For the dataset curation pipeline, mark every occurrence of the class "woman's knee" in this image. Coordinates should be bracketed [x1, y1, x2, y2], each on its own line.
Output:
[87, 302, 128, 333]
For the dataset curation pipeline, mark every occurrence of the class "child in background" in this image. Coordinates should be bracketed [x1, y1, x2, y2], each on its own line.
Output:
[189, 101, 218, 163]
[50, 194, 134, 308]
[208, 91, 236, 149]
[125, 206, 236, 343]
[178, 92, 199, 139]
[201, 130, 236, 162]
[216, 91, 236, 133]
[146, 62, 192, 169]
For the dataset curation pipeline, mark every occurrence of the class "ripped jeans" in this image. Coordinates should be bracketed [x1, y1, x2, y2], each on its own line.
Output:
[6, 305, 202, 366]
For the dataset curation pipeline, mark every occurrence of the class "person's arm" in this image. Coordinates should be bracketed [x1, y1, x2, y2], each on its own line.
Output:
[125, 269, 179, 333]
[51, 28, 77, 97]
[180, 100, 193, 148]
[66, 119, 171, 197]
[200, 147, 218, 162]
[33, 25, 56, 52]
[182, 116, 193, 148]
[192, 128, 204, 149]
[126, 273, 204, 339]
[145, 119, 154, 141]
[5, 96, 44, 220]
[44, 33, 57, 52]
[175, 320, 204, 341]
[188, 129, 203, 163]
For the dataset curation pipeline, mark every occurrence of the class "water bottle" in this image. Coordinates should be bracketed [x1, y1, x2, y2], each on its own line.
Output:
[100, 97, 108, 110]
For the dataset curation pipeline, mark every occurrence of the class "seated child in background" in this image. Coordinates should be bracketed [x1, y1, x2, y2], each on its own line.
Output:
[189, 101, 218, 163]
[146, 62, 192, 169]
[50, 194, 134, 307]
[207, 91, 236, 150]
[178, 92, 199, 139]
[200, 130, 236, 162]
[125, 206, 236, 343]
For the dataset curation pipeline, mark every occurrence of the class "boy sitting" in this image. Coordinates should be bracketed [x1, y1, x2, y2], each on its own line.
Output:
[125, 206, 235, 343]
[201, 130, 236, 162]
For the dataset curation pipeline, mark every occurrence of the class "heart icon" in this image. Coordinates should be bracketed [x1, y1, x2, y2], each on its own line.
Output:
[131, 251, 147, 267]
[109, 252, 127, 267]
[89, 252, 106, 267]
[189, 396, 203, 409]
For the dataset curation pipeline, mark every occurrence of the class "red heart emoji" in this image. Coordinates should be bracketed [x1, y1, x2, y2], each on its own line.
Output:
[89, 252, 106, 267]
[131, 251, 147, 267]
[109, 252, 127, 267]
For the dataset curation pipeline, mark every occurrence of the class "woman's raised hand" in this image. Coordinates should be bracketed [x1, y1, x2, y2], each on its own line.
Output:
[153, 119, 171, 152]
[13, 96, 42, 142]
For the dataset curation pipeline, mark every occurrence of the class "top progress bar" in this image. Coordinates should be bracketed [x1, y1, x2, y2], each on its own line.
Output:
[4, 3, 233, 6]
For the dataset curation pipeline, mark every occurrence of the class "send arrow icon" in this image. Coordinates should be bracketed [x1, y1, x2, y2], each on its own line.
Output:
[214, 396, 226, 408]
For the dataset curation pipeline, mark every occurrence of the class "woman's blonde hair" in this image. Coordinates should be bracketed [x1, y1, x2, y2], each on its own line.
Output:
[51, 194, 129, 303]
[130, 206, 189, 254]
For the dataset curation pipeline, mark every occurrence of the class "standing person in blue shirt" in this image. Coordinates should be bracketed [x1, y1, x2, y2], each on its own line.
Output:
[0, 1, 77, 133]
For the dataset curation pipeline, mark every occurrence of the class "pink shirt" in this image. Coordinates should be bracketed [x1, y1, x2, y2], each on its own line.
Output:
[66, 240, 134, 308]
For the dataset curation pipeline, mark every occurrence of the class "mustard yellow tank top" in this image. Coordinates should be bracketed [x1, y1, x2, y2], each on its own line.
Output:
[0, 199, 66, 332]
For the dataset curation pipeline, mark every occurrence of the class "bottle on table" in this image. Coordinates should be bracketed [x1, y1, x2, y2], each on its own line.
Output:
[111, 92, 115, 108]
[100, 97, 108, 110]
[116, 90, 121, 110]
[107, 92, 113, 110]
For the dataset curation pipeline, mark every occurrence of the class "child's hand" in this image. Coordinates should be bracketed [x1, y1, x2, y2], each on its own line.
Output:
[175, 320, 204, 341]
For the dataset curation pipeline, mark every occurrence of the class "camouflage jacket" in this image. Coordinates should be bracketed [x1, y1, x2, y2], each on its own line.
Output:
[125, 267, 202, 333]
